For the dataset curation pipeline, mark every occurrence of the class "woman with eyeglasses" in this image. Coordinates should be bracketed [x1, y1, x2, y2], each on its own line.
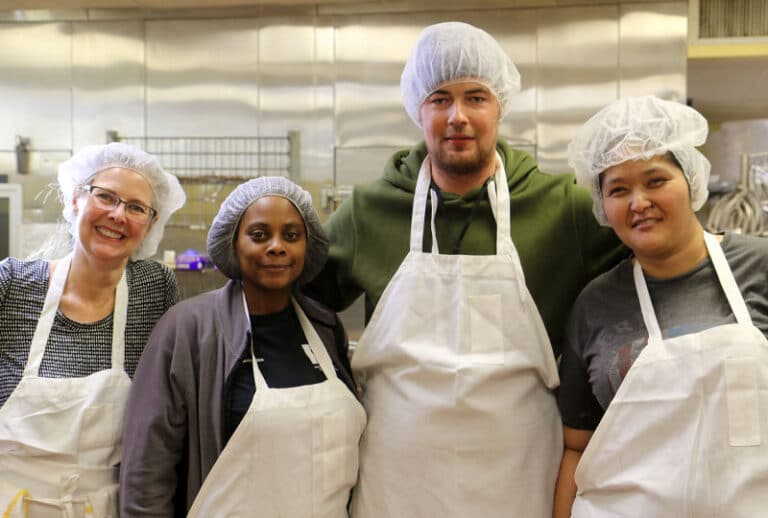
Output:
[0, 142, 185, 518]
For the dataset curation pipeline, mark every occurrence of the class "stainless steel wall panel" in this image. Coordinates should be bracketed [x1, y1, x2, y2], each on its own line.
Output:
[332, 14, 423, 188]
[71, 20, 145, 152]
[0, 10, 87, 22]
[144, 18, 260, 138]
[306, 22, 336, 188]
[333, 145, 404, 188]
[619, 2, 686, 101]
[536, 5, 620, 173]
[333, 14, 423, 149]
[258, 18, 334, 185]
[0, 22, 72, 175]
[0, 3, 688, 197]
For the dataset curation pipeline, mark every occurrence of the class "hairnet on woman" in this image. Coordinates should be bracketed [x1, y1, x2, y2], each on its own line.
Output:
[0, 142, 185, 518]
[120, 176, 365, 517]
[554, 95, 768, 518]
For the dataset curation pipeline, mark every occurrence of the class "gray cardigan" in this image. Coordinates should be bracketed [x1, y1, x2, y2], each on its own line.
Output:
[119, 280, 357, 518]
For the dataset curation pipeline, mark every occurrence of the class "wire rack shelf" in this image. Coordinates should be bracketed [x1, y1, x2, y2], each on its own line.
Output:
[107, 130, 301, 230]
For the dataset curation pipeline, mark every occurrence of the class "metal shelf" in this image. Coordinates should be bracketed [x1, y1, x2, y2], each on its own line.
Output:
[107, 130, 301, 229]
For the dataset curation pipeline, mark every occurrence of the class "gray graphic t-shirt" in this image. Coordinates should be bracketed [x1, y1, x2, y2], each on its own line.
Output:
[557, 233, 768, 430]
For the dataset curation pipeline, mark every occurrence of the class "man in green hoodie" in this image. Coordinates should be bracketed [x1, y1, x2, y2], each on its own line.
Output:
[307, 21, 627, 517]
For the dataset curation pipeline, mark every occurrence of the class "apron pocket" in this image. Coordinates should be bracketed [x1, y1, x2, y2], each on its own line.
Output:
[724, 357, 761, 446]
[469, 294, 504, 365]
[322, 409, 355, 492]
[86, 483, 118, 518]
[79, 405, 116, 451]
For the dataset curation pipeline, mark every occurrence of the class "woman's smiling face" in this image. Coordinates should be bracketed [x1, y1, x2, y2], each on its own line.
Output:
[73, 167, 156, 264]
[600, 155, 699, 262]
[235, 196, 307, 303]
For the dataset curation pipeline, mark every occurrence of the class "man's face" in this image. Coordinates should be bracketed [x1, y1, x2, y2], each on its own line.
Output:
[419, 81, 501, 177]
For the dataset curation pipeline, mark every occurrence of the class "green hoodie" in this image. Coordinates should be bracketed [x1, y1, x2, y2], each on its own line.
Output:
[307, 140, 627, 354]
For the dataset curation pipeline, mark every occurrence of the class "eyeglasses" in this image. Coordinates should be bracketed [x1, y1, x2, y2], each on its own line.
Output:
[80, 185, 157, 223]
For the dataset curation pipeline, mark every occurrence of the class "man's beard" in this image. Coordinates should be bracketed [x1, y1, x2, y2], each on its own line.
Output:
[431, 144, 495, 177]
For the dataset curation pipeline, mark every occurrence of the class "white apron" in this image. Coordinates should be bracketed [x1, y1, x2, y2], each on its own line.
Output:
[187, 295, 367, 518]
[0, 254, 131, 518]
[573, 232, 768, 518]
[350, 156, 563, 518]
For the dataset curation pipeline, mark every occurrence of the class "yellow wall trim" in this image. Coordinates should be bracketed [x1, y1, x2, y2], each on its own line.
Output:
[688, 43, 768, 59]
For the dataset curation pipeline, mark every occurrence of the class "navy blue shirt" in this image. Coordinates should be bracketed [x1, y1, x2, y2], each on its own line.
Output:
[225, 304, 326, 441]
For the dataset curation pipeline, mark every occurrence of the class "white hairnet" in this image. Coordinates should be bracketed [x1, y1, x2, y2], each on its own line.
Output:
[207, 176, 328, 285]
[400, 21, 521, 128]
[58, 142, 186, 259]
[567, 95, 711, 225]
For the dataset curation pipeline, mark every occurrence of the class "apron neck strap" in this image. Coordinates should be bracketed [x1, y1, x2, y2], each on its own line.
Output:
[410, 159, 431, 252]
[25, 254, 128, 376]
[242, 291, 340, 392]
[111, 269, 128, 370]
[290, 297, 338, 378]
[633, 232, 753, 340]
[632, 259, 663, 340]
[410, 153, 513, 256]
[703, 232, 752, 325]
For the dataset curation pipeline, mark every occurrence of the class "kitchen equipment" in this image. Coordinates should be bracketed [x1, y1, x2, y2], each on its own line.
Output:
[706, 152, 768, 236]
